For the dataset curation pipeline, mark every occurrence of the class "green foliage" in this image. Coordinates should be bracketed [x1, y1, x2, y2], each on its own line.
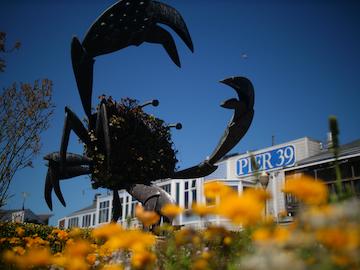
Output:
[87, 97, 178, 190]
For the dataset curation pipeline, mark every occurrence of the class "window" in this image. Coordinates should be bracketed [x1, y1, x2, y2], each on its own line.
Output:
[131, 197, 137, 217]
[59, 219, 65, 229]
[118, 197, 123, 221]
[98, 201, 110, 223]
[176, 183, 180, 204]
[184, 180, 197, 209]
[92, 214, 96, 226]
[160, 184, 171, 194]
[82, 214, 91, 227]
[125, 196, 129, 218]
[68, 217, 79, 228]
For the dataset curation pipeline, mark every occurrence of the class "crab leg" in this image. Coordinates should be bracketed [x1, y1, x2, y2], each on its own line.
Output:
[111, 190, 122, 223]
[44, 152, 91, 210]
[71, 37, 94, 119]
[207, 77, 254, 164]
[95, 102, 111, 173]
[60, 107, 92, 170]
[126, 184, 175, 223]
[173, 77, 255, 179]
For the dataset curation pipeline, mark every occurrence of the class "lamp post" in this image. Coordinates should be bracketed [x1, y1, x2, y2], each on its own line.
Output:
[258, 171, 269, 217]
[21, 192, 29, 210]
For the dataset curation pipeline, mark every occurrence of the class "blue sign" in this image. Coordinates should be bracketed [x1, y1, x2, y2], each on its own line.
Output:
[236, 145, 295, 176]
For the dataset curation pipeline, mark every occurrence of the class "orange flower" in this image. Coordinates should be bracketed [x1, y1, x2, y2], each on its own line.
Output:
[316, 227, 359, 251]
[204, 181, 235, 199]
[92, 223, 123, 239]
[131, 250, 156, 269]
[15, 227, 25, 237]
[243, 188, 271, 202]
[191, 202, 216, 217]
[283, 175, 328, 205]
[86, 253, 97, 265]
[135, 203, 160, 227]
[217, 193, 264, 226]
[161, 204, 183, 218]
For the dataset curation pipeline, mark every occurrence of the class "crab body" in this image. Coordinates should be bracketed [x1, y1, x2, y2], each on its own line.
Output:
[44, 0, 255, 224]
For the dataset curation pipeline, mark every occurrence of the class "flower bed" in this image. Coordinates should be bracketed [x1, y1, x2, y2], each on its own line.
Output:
[1, 177, 359, 269]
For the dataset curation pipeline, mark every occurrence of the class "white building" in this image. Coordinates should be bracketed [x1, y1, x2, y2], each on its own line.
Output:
[58, 137, 323, 229]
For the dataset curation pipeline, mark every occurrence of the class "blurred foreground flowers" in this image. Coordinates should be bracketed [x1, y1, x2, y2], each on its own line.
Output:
[1, 177, 359, 269]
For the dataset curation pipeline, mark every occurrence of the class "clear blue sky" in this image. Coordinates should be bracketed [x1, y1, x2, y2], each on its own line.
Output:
[1, 0, 360, 226]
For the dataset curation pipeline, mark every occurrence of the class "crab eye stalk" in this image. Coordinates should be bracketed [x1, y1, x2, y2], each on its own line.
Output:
[140, 99, 160, 108]
[168, 123, 182, 130]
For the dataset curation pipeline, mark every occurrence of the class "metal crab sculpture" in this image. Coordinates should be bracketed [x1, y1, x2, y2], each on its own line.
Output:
[44, 0, 255, 223]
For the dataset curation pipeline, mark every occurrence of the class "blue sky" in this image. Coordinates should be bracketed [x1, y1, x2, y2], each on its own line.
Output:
[1, 0, 360, 226]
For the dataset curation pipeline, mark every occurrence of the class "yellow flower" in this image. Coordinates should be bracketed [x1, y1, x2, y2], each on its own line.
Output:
[101, 264, 124, 270]
[135, 203, 160, 227]
[131, 250, 156, 269]
[9, 237, 20, 245]
[223, 236, 232, 245]
[252, 226, 290, 245]
[65, 239, 92, 257]
[92, 223, 123, 239]
[12, 246, 25, 255]
[191, 202, 216, 217]
[204, 181, 235, 199]
[217, 193, 264, 226]
[331, 254, 352, 267]
[316, 227, 359, 251]
[15, 227, 25, 237]
[252, 227, 271, 242]
[282, 175, 328, 205]
[161, 204, 183, 218]
[52, 229, 69, 241]
[7, 247, 52, 269]
[103, 229, 156, 252]
[192, 258, 209, 270]
[86, 253, 97, 265]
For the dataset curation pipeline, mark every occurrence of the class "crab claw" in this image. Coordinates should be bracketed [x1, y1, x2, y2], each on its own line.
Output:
[207, 77, 255, 164]
[44, 166, 66, 210]
[44, 152, 92, 210]
[81, 0, 193, 65]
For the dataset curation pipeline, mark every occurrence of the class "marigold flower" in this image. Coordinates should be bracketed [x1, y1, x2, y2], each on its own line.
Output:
[92, 223, 123, 239]
[282, 175, 328, 205]
[86, 253, 97, 265]
[65, 239, 92, 257]
[223, 236, 232, 245]
[103, 229, 156, 252]
[217, 193, 264, 226]
[12, 246, 25, 255]
[52, 229, 69, 241]
[15, 227, 25, 237]
[9, 237, 20, 245]
[131, 250, 156, 269]
[204, 181, 235, 199]
[316, 227, 359, 251]
[252, 227, 271, 242]
[192, 258, 209, 270]
[191, 202, 216, 217]
[8, 247, 52, 269]
[161, 204, 183, 218]
[135, 203, 160, 227]
[243, 188, 271, 201]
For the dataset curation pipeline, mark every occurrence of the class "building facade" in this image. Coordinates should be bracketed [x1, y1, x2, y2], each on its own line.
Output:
[58, 136, 360, 229]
